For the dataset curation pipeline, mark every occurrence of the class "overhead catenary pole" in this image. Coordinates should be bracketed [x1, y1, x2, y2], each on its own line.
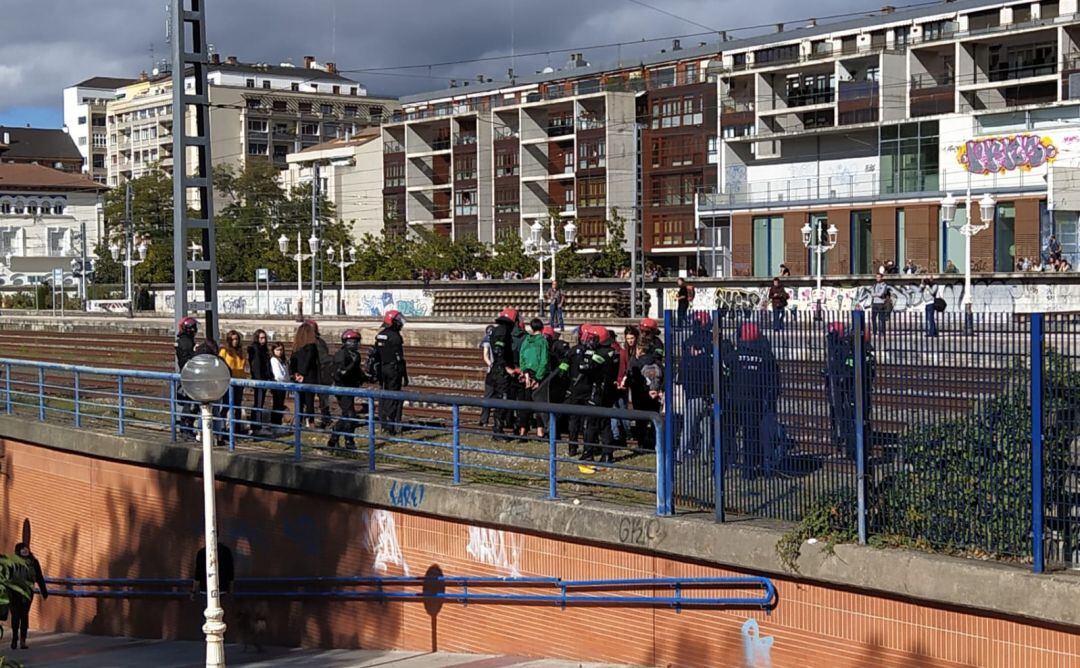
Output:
[310, 163, 320, 316]
[125, 182, 133, 318]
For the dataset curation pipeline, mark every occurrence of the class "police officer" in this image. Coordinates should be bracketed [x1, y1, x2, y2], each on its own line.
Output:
[824, 321, 875, 460]
[544, 326, 571, 408]
[564, 326, 592, 456]
[489, 308, 520, 438]
[327, 329, 367, 449]
[581, 326, 620, 463]
[375, 310, 408, 435]
[676, 312, 714, 462]
[175, 316, 199, 440]
[733, 322, 780, 478]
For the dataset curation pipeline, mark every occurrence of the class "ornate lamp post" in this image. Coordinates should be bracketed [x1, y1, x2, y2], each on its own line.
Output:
[801, 219, 838, 320]
[109, 235, 149, 318]
[278, 232, 317, 319]
[326, 245, 357, 315]
[523, 218, 577, 316]
[940, 190, 995, 335]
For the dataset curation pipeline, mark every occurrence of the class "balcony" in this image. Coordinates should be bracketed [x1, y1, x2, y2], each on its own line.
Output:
[547, 121, 574, 138]
[782, 90, 835, 109]
[454, 134, 478, 146]
[721, 100, 755, 114]
[963, 61, 1057, 86]
[384, 140, 404, 153]
[577, 118, 605, 131]
[494, 127, 519, 140]
[910, 73, 955, 116]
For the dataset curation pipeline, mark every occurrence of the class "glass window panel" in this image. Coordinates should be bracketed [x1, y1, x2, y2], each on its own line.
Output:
[995, 202, 1016, 271]
[942, 205, 969, 271]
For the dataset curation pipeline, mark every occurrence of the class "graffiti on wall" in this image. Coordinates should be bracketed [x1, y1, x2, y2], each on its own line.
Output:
[957, 134, 1058, 174]
[465, 526, 521, 577]
[741, 618, 774, 668]
[363, 509, 410, 576]
[156, 288, 433, 317]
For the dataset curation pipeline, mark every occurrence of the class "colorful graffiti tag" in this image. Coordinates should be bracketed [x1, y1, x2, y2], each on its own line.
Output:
[957, 134, 1058, 174]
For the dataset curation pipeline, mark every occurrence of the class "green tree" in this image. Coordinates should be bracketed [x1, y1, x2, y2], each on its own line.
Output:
[590, 208, 632, 278]
[347, 232, 418, 281]
[99, 168, 175, 291]
[485, 230, 538, 278]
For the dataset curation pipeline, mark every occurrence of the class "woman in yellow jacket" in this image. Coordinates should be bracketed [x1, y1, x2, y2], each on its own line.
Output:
[219, 330, 249, 436]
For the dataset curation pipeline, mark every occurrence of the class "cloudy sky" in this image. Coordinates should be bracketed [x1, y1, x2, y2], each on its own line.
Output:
[0, 0, 880, 128]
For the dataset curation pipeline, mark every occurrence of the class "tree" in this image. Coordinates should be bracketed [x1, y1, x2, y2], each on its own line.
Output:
[590, 208, 631, 278]
[347, 232, 417, 281]
[99, 167, 174, 291]
[486, 230, 538, 278]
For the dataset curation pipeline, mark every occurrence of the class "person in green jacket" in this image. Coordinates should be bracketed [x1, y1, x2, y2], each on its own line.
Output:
[517, 318, 550, 436]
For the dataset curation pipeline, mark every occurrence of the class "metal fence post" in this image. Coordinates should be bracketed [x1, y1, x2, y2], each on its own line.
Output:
[660, 309, 675, 516]
[37, 368, 45, 421]
[169, 382, 177, 443]
[293, 390, 302, 461]
[852, 309, 868, 545]
[1031, 313, 1045, 574]
[367, 397, 377, 472]
[712, 308, 725, 523]
[73, 371, 81, 428]
[547, 412, 557, 500]
[227, 385, 236, 453]
[117, 376, 125, 435]
[4, 363, 11, 414]
[452, 404, 462, 484]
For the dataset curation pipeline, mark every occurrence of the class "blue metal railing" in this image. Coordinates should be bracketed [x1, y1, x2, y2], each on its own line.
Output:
[0, 357, 670, 515]
[42, 575, 776, 610]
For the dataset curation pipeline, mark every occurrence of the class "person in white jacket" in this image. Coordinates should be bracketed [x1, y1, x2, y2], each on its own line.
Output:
[269, 342, 290, 430]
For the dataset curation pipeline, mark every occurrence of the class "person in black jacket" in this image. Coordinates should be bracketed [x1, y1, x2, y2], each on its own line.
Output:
[175, 317, 199, 440]
[9, 542, 47, 650]
[375, 310, 408, 435]
[288, 322, 320, 427]
[626, 331, 663, 451]
[246, 329, 271, 436]
[308, 320, 334, 428]
[580, 325, 619, 463]
[327, 329, 368, 449]
[733, 322, 780, 478]
[489, 308, 520, 438]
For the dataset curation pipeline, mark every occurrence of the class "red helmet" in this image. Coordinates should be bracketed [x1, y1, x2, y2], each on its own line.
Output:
[341, 329, 361, 343]
[541, 325, 556, 340]
[177, 316, 198, 335]
[639, 317, 659, 332]
[383, 310, 404, 328]
[579, 324, 605, 345]
[497, 307, 519, 324]
[739, 322, 761, 342]
[303, 319, 319, 335]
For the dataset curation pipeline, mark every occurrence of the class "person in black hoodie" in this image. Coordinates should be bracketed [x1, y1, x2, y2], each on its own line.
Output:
[246, 329, 272, 436]
[327, 329, 368, 449]
[288, 322, 320, 427]
[580, 325, 619, 463]
[375, 310, 408, 435]
[626, 331, 663, 451]
[175, 317, 199, 440]
[489, 308, 520, 438]
[307, 321, 334, 429]
[9, 542, 47, 650]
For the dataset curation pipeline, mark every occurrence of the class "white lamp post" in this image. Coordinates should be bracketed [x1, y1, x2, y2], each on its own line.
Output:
[109, 235, 150, 318]
[179, 354, 232, 668]
[941, 189, 994, 335]
[326, 245, 356, 315]
[801, 220, 838, 319]
[523, 218, 576, 316]
[278, 232, 314, 319]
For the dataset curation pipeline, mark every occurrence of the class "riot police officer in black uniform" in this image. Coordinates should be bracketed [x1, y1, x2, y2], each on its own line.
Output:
[733, 322, 780, 478]
[581, 325, 619, 464]
[375, 310, 408, 435]
[824, 320, 875, 460]
[327, 329, 367, 449]
[175, 316, 199, 439]
[489, 308, 520, 438]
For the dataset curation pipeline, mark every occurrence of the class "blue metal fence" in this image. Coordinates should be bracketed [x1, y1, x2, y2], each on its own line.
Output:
[664, 308, 1080, 572]
[0, 358, 668, 515]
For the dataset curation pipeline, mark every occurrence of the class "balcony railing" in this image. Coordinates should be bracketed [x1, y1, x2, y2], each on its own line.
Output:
[721, 99, 755, 114]
[782, 90, 834, 108]
[454, 205, 478, 216]
[911, 73, 956, 90]
[384, 140, 404, 153]
[547, 122, 574, 137]
[430, 138, 452, 151]
[838, 80, 879, 102]
[454, 134, 477, 146]
[494, 127, 519, 140]
[969, 62, 1057, 84]
[577, 118, 605, 131]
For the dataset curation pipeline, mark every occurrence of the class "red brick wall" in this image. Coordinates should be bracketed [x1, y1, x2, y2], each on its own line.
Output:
[1, 438, 1075, 667]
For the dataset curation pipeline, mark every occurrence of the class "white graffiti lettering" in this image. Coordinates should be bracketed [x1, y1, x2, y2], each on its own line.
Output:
[363, 509, 410, 576]
[741, 618, 774, 668]
[465, 526, 521, 577]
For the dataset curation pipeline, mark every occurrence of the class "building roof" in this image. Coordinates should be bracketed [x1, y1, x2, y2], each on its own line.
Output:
[0, 163, 104, 192]
[212, 61, 358, 84]
[399, 0, 1005, 104]
[71, 76, 137, 90]
[298, 128, 381, 154]
[0, 127, 82, 163]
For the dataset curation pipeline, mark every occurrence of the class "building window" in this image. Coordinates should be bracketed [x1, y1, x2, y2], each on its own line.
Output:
[683, 63, 699, 85]
[806, 213, 829, 275]
[262, 80, 271, 89]
[577, 178, 606, 209]
[272, 100, 288, 112]
[92, 155, 105, 169]
[350, 87, 358, 96]
[47, 228, 67, 256]
[652, 215, 693, 247]
[454, 155, 477, 181]
[78, 137, 87, 146]
[707, 136, 718, 164]
[649, 68, 676, 89]
[323, 123, 338, 138]
[0, 227, 17, 254]
[495, 187, 519, 214]
[879, 121, 938, 194]
[246, 98, 261, 109]
[321, 104, 333, 115]
[246, 79, 255, 88]
[248, 142, 268, 155]
[53, 203, 65, 215]
[384, 163, 405, 188]
[247, 119, 268, 133]
[344, 105, 358, 118]
[650, 95, 703, 129]
[369, 106, 383, 123]
[995, 202, 1016, 271]
[650, 174, 701, 207]
[577, 139, 606, 169]
[753, 216, 786, 276]
[896, 208, 906, 268]
[495, 151, 518, 177]
[291, 83, 300, 92]
[921, 20, 954, 41]
[301, 122, 319, 136]
[851, 210, 873, 274]
[455, 189, 477, 216]
[77, 116, 87, 125]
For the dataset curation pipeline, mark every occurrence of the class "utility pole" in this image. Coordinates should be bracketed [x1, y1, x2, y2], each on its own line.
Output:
[80, 220, 88, 310]
[125, 182, 134, 318]
[311, 163, 320, 315]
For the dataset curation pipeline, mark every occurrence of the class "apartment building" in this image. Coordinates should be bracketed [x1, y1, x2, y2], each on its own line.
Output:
[0, 163, 105, 285]
[63, 77, 133, 184]
[0, 127, 84, 174]
[91, 55, 398, 187]
[283, 127, 386, 241]
[700, 0, 1080, 276]
[383, 47, 715, 250]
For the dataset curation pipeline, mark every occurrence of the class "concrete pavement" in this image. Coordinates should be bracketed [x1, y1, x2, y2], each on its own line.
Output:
[9, 632, 634, 667]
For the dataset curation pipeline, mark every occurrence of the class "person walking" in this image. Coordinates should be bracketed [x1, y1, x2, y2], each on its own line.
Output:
[288, 322, 321, 428]
[374, 310, 408, 435]
[870, 273, 892, 336]
[8, 542, 48, 650]
[269, 342, 289, 431]
[247, 329, 271, 435]
[922, 277, 940, 338]
[479, 325, 496, 427]
[327, 329, 368, 449]
[174, 316, 199, 440]
[218, 330, 249, 436]
[767, 277, 789, 332]
[675, 277, 690, 326]
[547, 280, 566, 331]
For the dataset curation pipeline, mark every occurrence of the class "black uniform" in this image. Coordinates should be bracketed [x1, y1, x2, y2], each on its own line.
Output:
[327, 345, 368, 449]
[564, 342, 592, 455]
[247, 342, 271, 433]
[488, 317, 517, 436]
[8, 543, 47, 650]
[733, 337, 780, 477]
[175, 331, 198, 438]
[824, 331, 875, 460]
[374, 325, 408, 434]
[314, 335, 334, 426]
[581, 340, 619, 462]
[626, 350, 663, 450]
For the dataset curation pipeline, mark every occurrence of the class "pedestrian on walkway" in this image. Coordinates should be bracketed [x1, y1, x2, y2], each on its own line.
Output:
[269, 342, 289, 430]
[676, 278, 690, 326]
[174, 316, 199, 440]
[922, 277, 941, 338]
[218, 330, 249, 436]
[288, 322, 320, 428]
[768, 277, 789, 332]
[8, 542, 47, 650]
[374, 310, 408, 436]
[246, 329, 271, 435]
[871, 273, 892, 336]
[547, 280, 566, 331]
[479, 325, 496, 427]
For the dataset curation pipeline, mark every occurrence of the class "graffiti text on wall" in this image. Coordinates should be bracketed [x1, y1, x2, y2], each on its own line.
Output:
[957, 134, 1058, 174]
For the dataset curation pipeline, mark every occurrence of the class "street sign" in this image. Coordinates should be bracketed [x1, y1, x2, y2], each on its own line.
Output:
[52, 268, 63, 284]
[256, 268, 269, 281]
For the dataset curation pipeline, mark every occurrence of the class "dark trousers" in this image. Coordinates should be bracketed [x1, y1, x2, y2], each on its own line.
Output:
[379, 366, 404, 434]
[316, 390, 333, 424]
[872, 304, 889, 335]
[270, 389, 287, 425]
[772, 307, 786, 331]
[329, 393, 359, 448]
[550, 304, 564, 330]
[736, 401, 765, 475]
[227, 385, 245, 432]
[10, 597, 31, 647]
[177, 384, 199, 439]
[925, 303, 938, 337]
[480, 372, 496, 425]
[299, 386, 316, 423]
[583, 410, 614, 461]
[250, 387, 267, 430]
[677, 303, 688, 326]
[492, 370, 515, 435]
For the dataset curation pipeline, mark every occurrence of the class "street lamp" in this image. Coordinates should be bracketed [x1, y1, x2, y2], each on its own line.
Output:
[179, 354, 232, 668]
[801, 220, 838, 320]
[109, 235, 150, 318]
[940, 189, 994, 335]
[523, 218, 576, 316]
[278, 232, 314, 319]
[326, 245, 356, 315]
